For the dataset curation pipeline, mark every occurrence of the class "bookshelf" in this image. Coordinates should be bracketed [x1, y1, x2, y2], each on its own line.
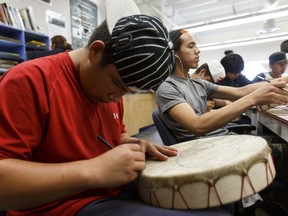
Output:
[0, 23, 49, 75]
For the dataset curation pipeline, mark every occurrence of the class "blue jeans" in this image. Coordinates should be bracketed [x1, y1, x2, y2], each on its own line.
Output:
[76, 187, 233, 216]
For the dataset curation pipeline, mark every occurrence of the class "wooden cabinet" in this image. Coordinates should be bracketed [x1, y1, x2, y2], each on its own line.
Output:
[123, 92, 157, 135]
[0, 23, 49, 75]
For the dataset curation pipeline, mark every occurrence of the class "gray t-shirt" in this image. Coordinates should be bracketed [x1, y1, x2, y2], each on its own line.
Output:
[156, 75, 229, 142]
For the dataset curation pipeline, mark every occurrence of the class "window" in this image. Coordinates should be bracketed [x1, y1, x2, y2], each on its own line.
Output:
[242, 60, 269, 81]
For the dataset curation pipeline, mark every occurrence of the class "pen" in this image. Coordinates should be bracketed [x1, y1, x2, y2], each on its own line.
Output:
[96, 135, 114, 149]
[257, 76, 288, 92]
[257, 76, 271, 83]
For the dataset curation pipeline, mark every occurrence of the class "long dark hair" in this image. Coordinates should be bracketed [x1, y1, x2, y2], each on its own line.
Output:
[51, 35, 72, 50]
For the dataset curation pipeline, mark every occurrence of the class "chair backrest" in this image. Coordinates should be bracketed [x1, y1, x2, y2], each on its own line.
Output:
[152, 110, 178, 146]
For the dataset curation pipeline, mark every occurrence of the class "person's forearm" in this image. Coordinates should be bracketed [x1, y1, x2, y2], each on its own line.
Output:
[198, 99, 252, 135]
[240, 77, 288, 96]
[212, 83, 265, 101]
[212, 99, 231, 108]
[239, 82, 265, 96]
[0, 158, 92, 210]
[169, 96, 255, 137]
[0, 142, 150, 211]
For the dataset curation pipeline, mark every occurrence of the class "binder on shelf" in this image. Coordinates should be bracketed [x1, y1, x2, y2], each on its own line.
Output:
[19, 8, 32, 31]
[19, 6, 37, 31]
[0, 35, 21, 44]
[27, 40, 47, 47]
[0, 52, 23, 61]
[0, 3, 12, 26]
[0, 58, 19, 69]
[26, 6, 36, 31]
[12, 6, 25, 30]
[0, 58, 19, 64]
[0, 4, 8, 25]
[7, 5, 17, 28]
[0, 51, 21, 57]
[0, 3, 26, 30]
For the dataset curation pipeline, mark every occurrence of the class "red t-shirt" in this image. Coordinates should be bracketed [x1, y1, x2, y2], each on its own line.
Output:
[0, 52, 126, 215]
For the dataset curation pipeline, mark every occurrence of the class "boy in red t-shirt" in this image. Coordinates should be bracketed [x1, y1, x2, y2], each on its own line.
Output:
[0, 1, 233, 216]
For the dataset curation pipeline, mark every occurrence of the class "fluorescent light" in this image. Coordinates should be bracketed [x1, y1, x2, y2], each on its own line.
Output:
[257, 19, 280, 34]
[257, 27, 280, 34]
[198, 33, 288, 51]
[177, 0, 218, 11]
[174, 6, 288, 33]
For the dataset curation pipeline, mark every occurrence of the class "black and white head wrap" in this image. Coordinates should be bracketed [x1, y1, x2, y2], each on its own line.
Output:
[106, 0, 174, 90]
[111, 15, 175, 91]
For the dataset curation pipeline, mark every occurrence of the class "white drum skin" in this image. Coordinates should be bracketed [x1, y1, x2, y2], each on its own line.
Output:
[136, 135, 275, 209]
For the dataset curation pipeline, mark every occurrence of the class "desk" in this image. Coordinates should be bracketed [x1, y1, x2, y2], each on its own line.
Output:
[246, 106, 288, 142]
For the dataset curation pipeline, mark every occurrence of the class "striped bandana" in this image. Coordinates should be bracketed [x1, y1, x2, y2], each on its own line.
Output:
[111, 15, 175, 91]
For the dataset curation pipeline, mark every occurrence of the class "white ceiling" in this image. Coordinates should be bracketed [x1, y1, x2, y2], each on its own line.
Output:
[134, 0, 288, 50]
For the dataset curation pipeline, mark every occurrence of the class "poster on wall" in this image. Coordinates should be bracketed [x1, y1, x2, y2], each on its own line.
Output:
[35, 0, 52, 5]
[70, 0, 98, 49]
[46, 10, 69, 41]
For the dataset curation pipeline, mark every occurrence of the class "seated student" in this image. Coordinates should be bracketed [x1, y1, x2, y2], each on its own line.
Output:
[156, 29, 288, 212]
[190, 61, 225, 83]
[26, 35, 73, 60]
[156, 29, 288, 214]
[190, 60, 246, 121]
[252, 51, 287, 82]
[190, 61, 225, 111]
[216, 53, 252, 124]
[217, 53, 252, 87]
[156, 29, 288, 143]
[0, 2, 233, 214]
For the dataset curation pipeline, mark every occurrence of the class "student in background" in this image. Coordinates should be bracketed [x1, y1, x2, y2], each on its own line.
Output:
[281, 40, 288, 53]
[190, 61, 225, 111]
[252, 51, 287, 82]
[190, 61, 225, 83]
[26, 35, 73, 60]
[50, 35, 72, 51]
[217, 53, 252, 87]
[156, 29, 288, 143]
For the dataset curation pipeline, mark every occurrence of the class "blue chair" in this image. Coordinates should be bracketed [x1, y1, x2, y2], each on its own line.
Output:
[152, 110, 255, 146]
[152, 110, 178, 146]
